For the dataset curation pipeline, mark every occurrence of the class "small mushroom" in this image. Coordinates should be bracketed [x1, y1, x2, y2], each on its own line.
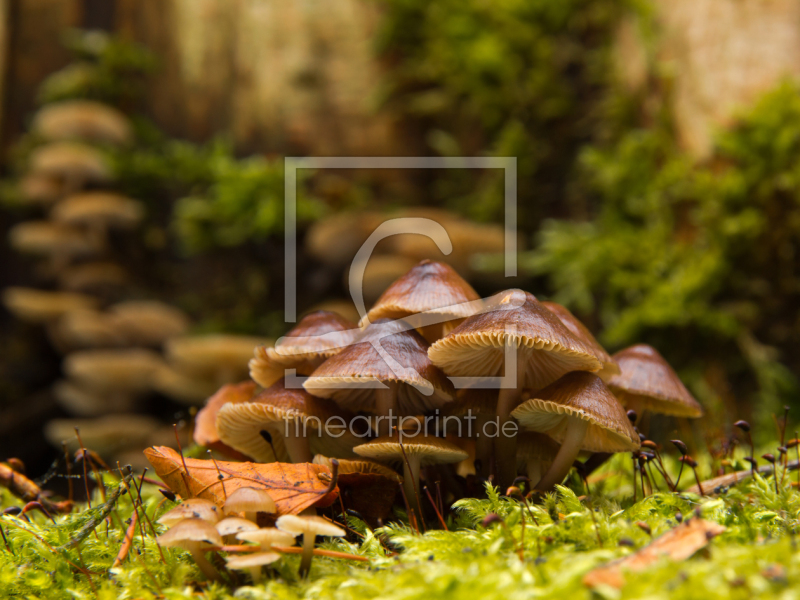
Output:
[63, 348, 164, 394]
[8, 221, 102, 259]
[304, 319, 454, 436]
[605, 344, 703, 423]
[354, 434, 467, 517]
[194, 381, 257, 456]
[165, 335, 269, 385]
[275, 515, 345, 577]
[215, 516, 258, 542]
[249, 311, 356, 389]
[28, 142, 112, 189]
[109, 301, 191, 347]
[157, 518, 222, 581]
[223, 487, 276, 523]
[230, 528, 296, 583]
[511, 371, 639, 491]
[305, 211, 383, 267]
[51, 192, 144, 234]
[158, 499, 222, 527]
[49, 309, 126, 349]
[360, 260, 482, 342]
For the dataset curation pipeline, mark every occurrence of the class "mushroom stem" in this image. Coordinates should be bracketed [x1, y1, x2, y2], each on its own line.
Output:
[189, 547, 220, 581]
[249, 566, 263, 584]
[283, 420, 313, 463]
[535, 419, 589, 491]
[401, 455, 422, 522]
[495, 352, 526, 489]
[474, 413, 492, 479]
[375, 382, 398, 437]
[299, 533, 315, 577]
[527, 460, 542, 488]
[244, 511, 258, 523]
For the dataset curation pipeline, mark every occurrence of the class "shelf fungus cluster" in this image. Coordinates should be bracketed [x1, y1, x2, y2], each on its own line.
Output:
[2, 97, 272, 469]
[185, 259, 703, 546]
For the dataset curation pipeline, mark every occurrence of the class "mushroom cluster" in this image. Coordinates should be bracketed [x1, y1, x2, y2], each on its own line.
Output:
[155, 492, 346, 581]
[2, 96, 273, 468]
[196, 259, 703, 526]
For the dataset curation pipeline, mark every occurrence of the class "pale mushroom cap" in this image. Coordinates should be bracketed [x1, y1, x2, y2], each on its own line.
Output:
[605, 344, 703, 418]
[540, 301, 620, 377]
[236, 528, 297, 548]
[249, 311, 356, 388]
[194, 380, 257, 447]
[109, 301, 191, 346]
[8, 221, 102, 257]
[215, 517, 259, 537]
[353, 434, 468, 467]
[275, 515, 345, 538]
[313, 455, 403, 483]
[32, 100, 132, 146]
[165, 335, 268, 377]
[29, 142, 112, 182]
[428, 290, 603, 391]
[303, 320, 455, 414]
[51, 192, 144, 229]
[157, 518, 223, 548]
[2, 287, 97, 323]
[361, 260, 481, 327]
[64, 348, 164, 393]
[158, 499, 222, 527]
[223, 487, 276, 515]
[511, 371, 639, 453]
[226, 551, 282, 569]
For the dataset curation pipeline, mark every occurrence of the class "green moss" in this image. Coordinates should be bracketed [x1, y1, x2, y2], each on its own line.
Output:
[3, 450, 800, 599]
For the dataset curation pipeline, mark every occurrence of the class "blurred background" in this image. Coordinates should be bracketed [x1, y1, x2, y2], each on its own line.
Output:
[0, 0, 798, 478]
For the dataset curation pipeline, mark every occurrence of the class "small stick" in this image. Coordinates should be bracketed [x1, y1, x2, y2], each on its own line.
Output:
[62, 443, 74, 502]
[270, 545, 369, 562]
[0, 524, 12, 555]
[423, 486, 448, 531]
[632, 454, 638, 502]
[208, 451, 228, 501]
[112, 510, 138, 568]
[74, 428, 92, 508]
[682, 456, 704, 496]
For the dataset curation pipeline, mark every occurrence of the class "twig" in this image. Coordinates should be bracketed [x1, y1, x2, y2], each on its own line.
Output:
[423, 486, 448, 531]
[112, 511, 138, 568]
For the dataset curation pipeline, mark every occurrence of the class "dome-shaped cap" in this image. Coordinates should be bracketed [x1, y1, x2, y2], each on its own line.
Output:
[237, 528, 296, 548]
[353, 434, 468, 467]
[223, 487, 276, 515]
[157, 518, 222, 548]
[29, 142, 112, 182]
[2, 287, 97, 324]
[605, 345, 703, 418]
[428, 290, 603, 390]
[194, 381, 257, 449]
[303, 320, 454, 413]
[512, 371, 639, 453]
[250, 311, 356, 388]
[313, 455, 402, 482]
[215, 517, 258, 538]
[158, 499, 222, 527]
[32, 100, 132, 146]
[360, 260, 481, 340]
[540, 301, 619, 378]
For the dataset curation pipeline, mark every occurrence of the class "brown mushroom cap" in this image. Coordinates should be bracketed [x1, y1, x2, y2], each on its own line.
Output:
[51, 192, 144, 230]
[194, 381, 258, 449]
[249, 311, 356, 388]
[511, 371, 639, 453]
[303, 319, 455, 414]
[312, 455, 402, 483]
[216, 378, 361, 462]
[360, 260, 481, 340]
[354, 254, 419, 304]
[540, 301, 619, 378]
[29, 142, 112, 183]
[605, 344, 703, 418]
[32, 100, 132, 146]
[427, 290, 603, 390]
[353, 434, 468, 467]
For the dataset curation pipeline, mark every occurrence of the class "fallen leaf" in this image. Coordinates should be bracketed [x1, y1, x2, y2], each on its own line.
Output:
[193, 381, 257, 460]
[144, 446, 338, 515]
[583, 518, 726, 589]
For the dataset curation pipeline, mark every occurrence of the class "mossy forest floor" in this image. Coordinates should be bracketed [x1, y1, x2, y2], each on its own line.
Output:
[2, 451, 799, 600]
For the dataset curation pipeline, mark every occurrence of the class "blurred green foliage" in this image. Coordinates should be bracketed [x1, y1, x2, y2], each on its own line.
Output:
[527, 84, 800, 429]
[377, 0, 635, 225]
[37, 29, 156, 105]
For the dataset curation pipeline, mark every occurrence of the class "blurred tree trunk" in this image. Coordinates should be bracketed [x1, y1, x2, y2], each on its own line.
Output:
[616, 0, 800, 158]
[116, 0, 401, 157]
